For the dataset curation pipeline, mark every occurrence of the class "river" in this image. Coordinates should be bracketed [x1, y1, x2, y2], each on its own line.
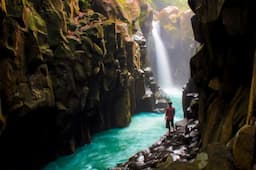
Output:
[44, 95, 182, 170]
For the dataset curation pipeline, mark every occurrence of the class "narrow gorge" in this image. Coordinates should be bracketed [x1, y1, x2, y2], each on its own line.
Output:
[0, 0, 255, 170]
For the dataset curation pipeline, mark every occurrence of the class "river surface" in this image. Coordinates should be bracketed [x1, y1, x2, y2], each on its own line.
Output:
[44, 95, 182, 170]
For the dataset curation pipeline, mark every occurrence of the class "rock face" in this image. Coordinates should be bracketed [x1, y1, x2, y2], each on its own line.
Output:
[114, 119, 201, 170]
[0, 0, 154, 169]
[189, 0, 256, 145]
[149, 6, 196, 87]
[149, 0, 256, 169]
[187, 0, 256, 169]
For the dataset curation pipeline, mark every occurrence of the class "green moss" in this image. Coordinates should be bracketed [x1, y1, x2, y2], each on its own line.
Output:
[79, 0, 89, 11]
[22, 2, 47, 34]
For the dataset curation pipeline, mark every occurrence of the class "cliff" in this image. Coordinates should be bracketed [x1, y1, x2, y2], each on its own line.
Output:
[0, 0, 153, 169]
[122, 0, 256, 169]
[158, 6, 195, 87]
[176, 0, 256, 169]
[189, 0, 256, 145]
[147, 5, 195, 87]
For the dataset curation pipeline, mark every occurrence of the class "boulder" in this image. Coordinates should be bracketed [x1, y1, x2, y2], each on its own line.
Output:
[232, 125, 256, 170]
[203, 144, 234, 170]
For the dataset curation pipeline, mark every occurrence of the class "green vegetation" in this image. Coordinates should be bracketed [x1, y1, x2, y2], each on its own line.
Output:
[79, 0, 90, 11]
[147, 0, 189, 10]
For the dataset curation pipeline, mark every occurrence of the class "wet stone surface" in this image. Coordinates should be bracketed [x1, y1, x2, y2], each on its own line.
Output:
[112, 119, 201, 170]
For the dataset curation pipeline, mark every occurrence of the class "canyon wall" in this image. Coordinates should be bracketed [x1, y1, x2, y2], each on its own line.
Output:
[0, 0, 153, 169]
[189, 0, 256, 146]
[147, 5, 195, 87]
[157, 0, 256, 169]
[186, 0, 256, 169]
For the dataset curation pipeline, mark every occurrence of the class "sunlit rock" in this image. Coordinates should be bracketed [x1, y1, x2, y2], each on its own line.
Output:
[151, 5, 195, 87]
[0, 0, 155, 169]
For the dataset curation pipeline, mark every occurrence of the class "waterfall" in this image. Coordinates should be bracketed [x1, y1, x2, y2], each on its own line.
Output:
[152, 21, 175, 94]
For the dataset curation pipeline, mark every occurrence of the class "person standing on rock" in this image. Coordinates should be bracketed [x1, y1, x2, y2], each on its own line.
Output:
[165, 101, 176, 135]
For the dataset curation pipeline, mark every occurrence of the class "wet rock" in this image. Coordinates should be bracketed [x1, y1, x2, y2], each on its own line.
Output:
[114, 118, 201, 169]
[182, 78, 199, 119]
[154, 155, 173, 169]
[136, 95, 155, 113]
[133, 31, 146, 47]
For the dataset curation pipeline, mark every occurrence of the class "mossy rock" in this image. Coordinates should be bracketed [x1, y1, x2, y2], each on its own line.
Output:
[22, 2, 47, 34]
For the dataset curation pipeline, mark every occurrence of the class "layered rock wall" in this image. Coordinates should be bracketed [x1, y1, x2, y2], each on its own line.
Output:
[189, 0, 256, 146]
[0, 0, 153, 169]
[187, 0, 256, 169]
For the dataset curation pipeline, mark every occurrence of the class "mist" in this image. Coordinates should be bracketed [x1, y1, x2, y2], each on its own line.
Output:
[147, 1, 198, 88]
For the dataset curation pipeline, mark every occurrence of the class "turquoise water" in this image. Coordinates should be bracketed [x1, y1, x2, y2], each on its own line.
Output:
[44, 95, 182, 170]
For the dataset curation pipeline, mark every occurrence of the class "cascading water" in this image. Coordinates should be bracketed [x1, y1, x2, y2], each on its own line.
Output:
[152, 21, 173, 89]
[152, 21, 181, 96]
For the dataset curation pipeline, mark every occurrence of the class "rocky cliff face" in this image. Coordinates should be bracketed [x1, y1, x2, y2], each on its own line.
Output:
[147, 5, 195, 87]
[158, 6, 195, 87]
[0, 0, 153, 169]
[189, 0, 256, 146]
[186, 0, 256, 169]
[142, 0, 256, 169]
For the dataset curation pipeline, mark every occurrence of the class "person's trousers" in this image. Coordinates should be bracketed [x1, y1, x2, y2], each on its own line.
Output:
[166, 119, 174, 129]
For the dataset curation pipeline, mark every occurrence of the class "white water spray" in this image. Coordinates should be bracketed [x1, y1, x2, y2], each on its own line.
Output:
[152, 21, 180, 96]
